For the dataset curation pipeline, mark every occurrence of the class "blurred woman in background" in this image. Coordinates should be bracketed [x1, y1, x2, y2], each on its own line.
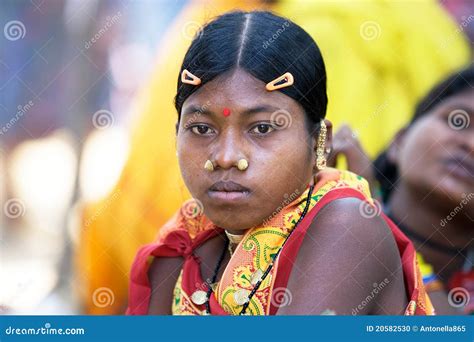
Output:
[332, 66, 473, 314]
[374, 66, 474, 314]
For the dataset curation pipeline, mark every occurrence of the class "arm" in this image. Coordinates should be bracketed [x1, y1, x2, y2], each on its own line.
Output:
[147, 256, 184, 315]
[278, 197, 407, 315]
[428, 290, 461, 315]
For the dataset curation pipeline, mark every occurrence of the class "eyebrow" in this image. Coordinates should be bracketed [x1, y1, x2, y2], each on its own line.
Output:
[181, 105, 280, 117]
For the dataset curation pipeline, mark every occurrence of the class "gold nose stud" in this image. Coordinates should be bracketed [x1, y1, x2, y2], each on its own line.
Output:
[237, 159, 249, 171]
[204, 159, 248, 171]
[204, 160, 214, 172]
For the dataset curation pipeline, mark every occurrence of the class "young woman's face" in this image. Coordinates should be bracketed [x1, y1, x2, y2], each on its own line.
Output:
[176, 69, 328, 231]
[394, 89, 474, 208]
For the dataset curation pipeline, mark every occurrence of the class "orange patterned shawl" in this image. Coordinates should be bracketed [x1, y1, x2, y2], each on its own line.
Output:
[127, 169, 435, 315]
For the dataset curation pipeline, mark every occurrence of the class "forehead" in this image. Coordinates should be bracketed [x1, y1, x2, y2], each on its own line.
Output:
[182, 68, 299, 112]
[432, 89, 474, 113]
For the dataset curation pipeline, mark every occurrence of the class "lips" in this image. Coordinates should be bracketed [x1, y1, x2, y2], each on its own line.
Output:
[444, 156, 474, 181]
[209, 180, 250, 192]
[208, 181, 251, 202]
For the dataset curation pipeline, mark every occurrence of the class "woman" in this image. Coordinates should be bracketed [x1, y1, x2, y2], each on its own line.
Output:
[127, 11, 433, 315]
[373, 66, 474, 314]
[79, 0, 469, 315]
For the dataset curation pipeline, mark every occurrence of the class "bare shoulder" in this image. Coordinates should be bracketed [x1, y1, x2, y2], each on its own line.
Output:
[278, 197, 407, 315]
[313, 197, 397, 251]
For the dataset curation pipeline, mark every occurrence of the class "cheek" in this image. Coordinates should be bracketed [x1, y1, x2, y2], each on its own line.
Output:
[251, 133, 313, 193]
[177, 136, 205, 191]
[398, 119, 445, 184]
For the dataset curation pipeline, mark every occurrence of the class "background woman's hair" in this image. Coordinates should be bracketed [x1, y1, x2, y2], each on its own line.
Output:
[174, 10, 327, 133]
[374, 65, 474, 203]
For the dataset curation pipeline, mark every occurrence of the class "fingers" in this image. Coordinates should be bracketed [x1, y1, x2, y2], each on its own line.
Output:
[328, 124, 372, 175]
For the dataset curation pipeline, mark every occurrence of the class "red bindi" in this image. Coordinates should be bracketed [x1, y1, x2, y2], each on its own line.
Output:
[223, 108, 231, 117]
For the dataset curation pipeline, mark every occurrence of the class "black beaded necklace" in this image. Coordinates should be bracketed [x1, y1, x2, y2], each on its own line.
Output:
[203, 185, 315, 315]
[203, 238, 229, 315]
[385, 208, 466, 257]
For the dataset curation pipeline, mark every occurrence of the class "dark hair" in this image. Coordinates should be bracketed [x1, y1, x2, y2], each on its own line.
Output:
[174, 10, 327, 132]
[374, 65, 474, 202]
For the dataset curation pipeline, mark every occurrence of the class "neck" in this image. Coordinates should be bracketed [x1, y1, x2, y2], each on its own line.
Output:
[225, 229, 246, 246]
[389, 184, 472, 250]
[388, 183, 473, 281]
[225, 229, 246, 236]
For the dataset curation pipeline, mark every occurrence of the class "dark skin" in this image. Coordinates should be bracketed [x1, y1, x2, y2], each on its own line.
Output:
[328, 90, 474, 314]
[177, 69, 317, 233]
[326, 124, 380, 201]
[148, 68, 407, 314]
[386, 90, 474, 314]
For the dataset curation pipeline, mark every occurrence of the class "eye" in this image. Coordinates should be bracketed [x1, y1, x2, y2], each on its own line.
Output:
[250, 123, 275, 135]
[190, 124, 215, 136]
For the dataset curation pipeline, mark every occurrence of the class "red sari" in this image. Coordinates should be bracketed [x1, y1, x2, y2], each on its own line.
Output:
[127, 169, 435, 315]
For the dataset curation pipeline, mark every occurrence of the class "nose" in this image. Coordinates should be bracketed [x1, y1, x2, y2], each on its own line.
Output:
[457, 124, 474, 154]
[213, 128, 245, 170]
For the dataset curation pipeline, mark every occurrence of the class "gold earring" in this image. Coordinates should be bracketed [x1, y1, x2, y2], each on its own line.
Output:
[204, 160, 214, 172]
[237, 159, 248, 171]
[316, 120, 327, 170]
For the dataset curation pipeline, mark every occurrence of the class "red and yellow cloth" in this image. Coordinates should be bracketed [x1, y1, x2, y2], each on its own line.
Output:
[127, 169, 435, 315]
[79, 0, 467, 314]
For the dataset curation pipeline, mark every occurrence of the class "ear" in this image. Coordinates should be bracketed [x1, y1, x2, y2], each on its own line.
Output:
[311, 119, 333, 177]
[323, 119, 333, 159]
[386, 127, 408, 165]
[311, 119, 333, 150]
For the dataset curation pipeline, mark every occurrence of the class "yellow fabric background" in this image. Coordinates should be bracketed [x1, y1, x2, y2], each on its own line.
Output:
[277, 0, 470, 156]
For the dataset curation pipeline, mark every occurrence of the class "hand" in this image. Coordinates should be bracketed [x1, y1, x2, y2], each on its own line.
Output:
[327, 124, 379, 199]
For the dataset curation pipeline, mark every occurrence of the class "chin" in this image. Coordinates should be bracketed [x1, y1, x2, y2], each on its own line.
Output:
[206, 213, 257, 231]
[437, 178, 471, 201]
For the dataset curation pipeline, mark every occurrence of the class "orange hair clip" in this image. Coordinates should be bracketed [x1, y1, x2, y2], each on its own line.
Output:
[265, 72, 294, 91]
[181, 69, 202, 85]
